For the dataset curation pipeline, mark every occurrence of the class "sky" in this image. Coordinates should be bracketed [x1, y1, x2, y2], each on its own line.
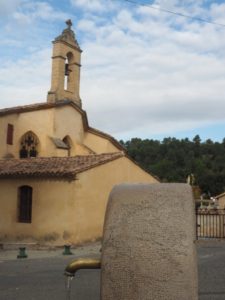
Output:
[1, 0, 225, 142]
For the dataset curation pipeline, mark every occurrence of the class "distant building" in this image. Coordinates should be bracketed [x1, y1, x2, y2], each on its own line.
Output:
[215, 192, 225, 209]
[0, 21, 158, 245]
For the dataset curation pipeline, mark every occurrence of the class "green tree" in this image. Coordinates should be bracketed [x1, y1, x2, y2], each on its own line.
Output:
[123, 136, 225, 196]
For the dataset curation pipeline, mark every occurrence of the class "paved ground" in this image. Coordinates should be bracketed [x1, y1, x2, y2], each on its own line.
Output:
[198, 240, 225, 300]
[0, 243, 101, 300]
[1, 240, 225, 299]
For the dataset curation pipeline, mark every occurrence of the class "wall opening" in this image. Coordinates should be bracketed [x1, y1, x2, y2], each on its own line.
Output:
[64, 57, 69, 90]
[19, 131, 39, 158]
[18, 186, 33, 223]
[64, 52, 73, 91]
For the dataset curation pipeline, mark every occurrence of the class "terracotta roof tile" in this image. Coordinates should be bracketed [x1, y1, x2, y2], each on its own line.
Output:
[0, 153, 124, 180]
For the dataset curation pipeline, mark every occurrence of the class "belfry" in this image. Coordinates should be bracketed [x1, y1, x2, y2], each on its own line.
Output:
[47, 20, 82, 107]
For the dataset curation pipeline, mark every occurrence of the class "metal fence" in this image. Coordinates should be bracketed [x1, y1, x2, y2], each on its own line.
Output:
[196, 209, 225, 239]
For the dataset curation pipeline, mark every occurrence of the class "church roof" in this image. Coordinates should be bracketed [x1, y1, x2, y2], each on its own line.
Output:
[0, 152, 124, 180]
[0, 99, 86, 123]
[0, 100, 125, 151]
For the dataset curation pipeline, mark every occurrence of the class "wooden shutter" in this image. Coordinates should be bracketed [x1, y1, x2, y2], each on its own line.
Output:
[7, 124, 14, 145]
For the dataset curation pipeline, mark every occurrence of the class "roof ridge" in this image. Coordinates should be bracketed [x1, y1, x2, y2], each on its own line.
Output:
[0, 99, 81, 115]
[0, 152, 124, 180]
[0, 152, 123, 161]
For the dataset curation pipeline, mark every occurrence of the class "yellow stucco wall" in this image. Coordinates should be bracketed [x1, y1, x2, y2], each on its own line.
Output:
[72, 156, 158, 244]
[0, 109, 54, 158]
[83, 131, 120, 154]
[0, 106, 123, 158]
[217, 195, 225, 209]
[0, 156, 158, 245]
[0, 106, 90, 159]
[0, 179, 76, 244]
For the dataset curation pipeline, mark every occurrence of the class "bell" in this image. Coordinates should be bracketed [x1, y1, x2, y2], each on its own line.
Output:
[65, 63, 69, 76]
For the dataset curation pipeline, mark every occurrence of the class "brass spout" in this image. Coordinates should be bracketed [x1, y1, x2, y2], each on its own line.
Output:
[64, 258, 101, 277]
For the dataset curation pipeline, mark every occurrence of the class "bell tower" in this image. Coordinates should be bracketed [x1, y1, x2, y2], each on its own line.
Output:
[47, 20, 82, 107]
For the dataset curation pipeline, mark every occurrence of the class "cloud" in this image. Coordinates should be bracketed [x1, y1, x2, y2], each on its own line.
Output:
[70, 0, 105, 12]
[0, 0, 68, 42]
[0, 0, 22, 17]
[75, 1, 225, 139]
[0, 48, 51, 106]
[1, 0, 225, 140]
[0, 0, 70, 64]
[12, 1, 67, 24]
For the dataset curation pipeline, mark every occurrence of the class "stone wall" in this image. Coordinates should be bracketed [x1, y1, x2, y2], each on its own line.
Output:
[101, 183, 198, 300]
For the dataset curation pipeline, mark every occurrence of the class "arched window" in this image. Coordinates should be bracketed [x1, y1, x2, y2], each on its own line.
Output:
[20, 131, 39, 158]
[64, 52, 73, 91]
[18, 186, 33, 223]
[63, 136, 71, 156]
[64, 57, 69, 90]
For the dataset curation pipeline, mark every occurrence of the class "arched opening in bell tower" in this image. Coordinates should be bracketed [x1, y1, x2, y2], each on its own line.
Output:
[64, 52, 73, 91]
[64, 57, 69, 90]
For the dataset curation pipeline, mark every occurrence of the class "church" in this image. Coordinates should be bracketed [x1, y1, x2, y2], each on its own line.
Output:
[0, 21, 158, 245]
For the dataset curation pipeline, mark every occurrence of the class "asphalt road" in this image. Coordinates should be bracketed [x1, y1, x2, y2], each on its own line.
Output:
[198, 241, 225, 300]
[0, 255, 100, 300]
[1, 241, 225, 300]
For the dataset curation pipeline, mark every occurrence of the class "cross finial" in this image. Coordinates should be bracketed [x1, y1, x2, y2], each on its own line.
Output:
[66, 19, 72, 30]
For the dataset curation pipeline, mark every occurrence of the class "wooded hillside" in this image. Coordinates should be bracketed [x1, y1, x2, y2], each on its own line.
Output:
[121, 135, 225, 196]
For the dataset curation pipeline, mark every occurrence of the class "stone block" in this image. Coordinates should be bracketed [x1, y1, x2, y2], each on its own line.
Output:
[101, 183, 198, 300]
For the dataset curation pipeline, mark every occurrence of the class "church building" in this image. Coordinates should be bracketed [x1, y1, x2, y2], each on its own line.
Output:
[0, 21, 158, 245]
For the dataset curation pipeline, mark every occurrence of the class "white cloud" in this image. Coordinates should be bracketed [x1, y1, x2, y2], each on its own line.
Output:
[75, 2, 225, 139]
[0, 48, 51, 106]
[1, 0, 225, 140]
[0, 0, 22, 16]
[70, 0, 105, 12]
[210, 3, 225, 24]
[12, 1, 67, 24]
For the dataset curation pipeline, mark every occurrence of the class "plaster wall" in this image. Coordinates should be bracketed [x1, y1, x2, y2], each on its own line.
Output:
[0, 156, 157, 245]
[83, 132, 119, 154]
[217, 195, 225, 209]
[71, 156, 158, 244]
[0, 179, 76, 244]
[0, 106, 88, 159]
[0, 109, 54, 158]
[52, 106, 86, 156]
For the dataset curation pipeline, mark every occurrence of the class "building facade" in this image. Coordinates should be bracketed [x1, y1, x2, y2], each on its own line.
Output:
[0, 21, 158, 245]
